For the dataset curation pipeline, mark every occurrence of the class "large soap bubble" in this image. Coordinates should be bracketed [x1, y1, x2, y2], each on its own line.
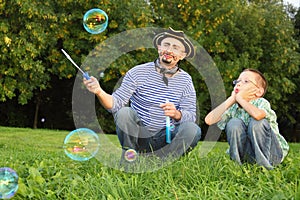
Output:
[0, 167, 18, 199]
[83, 8, 108, 34]
[63, 128, 100, 161]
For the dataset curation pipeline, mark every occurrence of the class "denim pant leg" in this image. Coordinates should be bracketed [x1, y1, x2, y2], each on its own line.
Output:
[151, 122, 201, 159]
[225, 118, 248, 165]
[247, 118, 283, 169]
[114, 107, 151, 152]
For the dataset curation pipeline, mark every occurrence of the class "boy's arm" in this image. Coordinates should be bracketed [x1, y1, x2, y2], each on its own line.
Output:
[205, 92, 236, 125]
[235, 95, 266, 120]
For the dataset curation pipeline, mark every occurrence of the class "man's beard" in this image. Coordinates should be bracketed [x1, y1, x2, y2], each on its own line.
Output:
[161, 57, 172, 64]
[160, 51, 174, 64]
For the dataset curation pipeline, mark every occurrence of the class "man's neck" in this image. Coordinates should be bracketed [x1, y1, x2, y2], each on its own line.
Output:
[157, 59, 177, 70]
[161, 63, 176, 70]
[155, 59, 179, 75]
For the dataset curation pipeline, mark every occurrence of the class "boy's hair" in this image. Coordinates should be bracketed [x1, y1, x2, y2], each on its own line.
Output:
[243, 68, 268, 96]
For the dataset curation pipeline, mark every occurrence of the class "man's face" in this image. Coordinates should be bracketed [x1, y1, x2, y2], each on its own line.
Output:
[157, 37, 187, 67]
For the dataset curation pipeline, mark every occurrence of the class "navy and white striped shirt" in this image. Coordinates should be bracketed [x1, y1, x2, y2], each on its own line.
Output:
[109, 61, 197, 132]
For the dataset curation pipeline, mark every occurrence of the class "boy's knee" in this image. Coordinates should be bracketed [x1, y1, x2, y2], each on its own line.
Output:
[248, 118, 271, 137]
[226, 118, 244, 132]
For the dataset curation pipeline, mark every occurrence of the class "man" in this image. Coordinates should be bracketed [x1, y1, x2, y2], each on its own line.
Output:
[84, 27, 201, 162]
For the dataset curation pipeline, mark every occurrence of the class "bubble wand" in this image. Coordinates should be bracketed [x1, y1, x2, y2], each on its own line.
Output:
[61, 49, 90, 80]
[166, 99, 171, 144]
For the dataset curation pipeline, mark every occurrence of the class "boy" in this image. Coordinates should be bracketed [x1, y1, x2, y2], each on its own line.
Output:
[205, 68, 289, 169]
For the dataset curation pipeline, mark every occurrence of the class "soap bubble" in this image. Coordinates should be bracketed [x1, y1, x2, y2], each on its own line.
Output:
[99, 71, 105, 78]
[0, 167, 18, 199]
[124, 149, 138, 162]
[83, 8, 108, 34]
[63, 128, 100, 161]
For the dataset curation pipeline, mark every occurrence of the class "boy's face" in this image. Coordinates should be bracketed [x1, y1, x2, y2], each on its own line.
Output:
[234, 71, 264, 98]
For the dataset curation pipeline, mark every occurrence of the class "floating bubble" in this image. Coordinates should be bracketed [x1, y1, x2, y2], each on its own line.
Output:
[0, 167, 18, 199]
[83, 8, 108, 34]
[63, 128, 100, 161]
[99, 71, 105, 78]
[124, 149, 138, 162]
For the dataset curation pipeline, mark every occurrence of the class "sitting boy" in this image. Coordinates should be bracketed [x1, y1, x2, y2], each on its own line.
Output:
[205, 68, 289, 169]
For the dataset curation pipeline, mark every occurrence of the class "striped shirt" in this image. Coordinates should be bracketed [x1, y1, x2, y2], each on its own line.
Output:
[108, 61, 197, 132]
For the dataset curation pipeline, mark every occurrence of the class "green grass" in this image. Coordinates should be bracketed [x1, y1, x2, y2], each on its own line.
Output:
[0, 126, 300, 199]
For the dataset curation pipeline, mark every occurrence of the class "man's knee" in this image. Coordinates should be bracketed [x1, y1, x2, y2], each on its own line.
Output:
[179, 122, 201, 147]
[114, 107, 136, 125]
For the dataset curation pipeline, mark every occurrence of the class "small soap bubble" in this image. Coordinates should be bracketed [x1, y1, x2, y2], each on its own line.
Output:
[0, 167, 18, 199]
[63, 128, 100, 161]
[99, 71, 105, 78]
[83, 8, 108, 34]
[124, 149, 138, 162]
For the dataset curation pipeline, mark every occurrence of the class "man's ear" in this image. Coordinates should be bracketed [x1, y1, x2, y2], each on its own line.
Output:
[179, 52, 187, 60]
[157, 45, 162, 54]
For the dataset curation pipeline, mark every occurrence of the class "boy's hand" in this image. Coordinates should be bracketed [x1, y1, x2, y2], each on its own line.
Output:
[234, 85, 266, 120]
[230, 90, 237, 101]
[235, 85, 257, 102]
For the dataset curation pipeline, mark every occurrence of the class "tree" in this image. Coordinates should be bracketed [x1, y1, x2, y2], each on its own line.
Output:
[149, 0, 300, 138]
[281, 6, 300, 141]
[0, 0, 154, 129]
[1, 0, 299, 142]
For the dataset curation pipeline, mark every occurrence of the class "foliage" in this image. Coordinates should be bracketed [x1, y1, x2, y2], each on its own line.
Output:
[0, 126, 299, 199]
[0, 0, 153, 105]
[144, 0, 300, 135]
[0, 0, 300, 139]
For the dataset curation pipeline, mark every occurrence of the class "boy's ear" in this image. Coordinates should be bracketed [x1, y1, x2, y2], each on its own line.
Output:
[256, 87, 265, 97]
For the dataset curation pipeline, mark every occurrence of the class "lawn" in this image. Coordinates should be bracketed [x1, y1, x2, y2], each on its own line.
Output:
[0, 126, 299, 199]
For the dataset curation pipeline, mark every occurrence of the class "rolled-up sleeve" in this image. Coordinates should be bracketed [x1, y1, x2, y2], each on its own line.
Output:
[107, 71, 137, 114]
[177, 78, 197, 123]
[217, 109, 231, 130]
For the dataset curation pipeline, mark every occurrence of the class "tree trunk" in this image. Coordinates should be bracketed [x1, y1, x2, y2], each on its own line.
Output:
[33, 96, 40, 129]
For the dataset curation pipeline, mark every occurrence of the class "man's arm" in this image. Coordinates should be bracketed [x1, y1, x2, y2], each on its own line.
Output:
[83, 76, 114, 110]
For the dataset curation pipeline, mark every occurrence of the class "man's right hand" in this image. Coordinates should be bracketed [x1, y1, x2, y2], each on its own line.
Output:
[83, 76, 102, 95]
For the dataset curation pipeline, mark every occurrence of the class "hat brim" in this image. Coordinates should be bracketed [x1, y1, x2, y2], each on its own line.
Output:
[153, 28, 195, 59]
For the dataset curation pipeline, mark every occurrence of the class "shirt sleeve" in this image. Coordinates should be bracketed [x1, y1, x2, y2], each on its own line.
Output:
[108, 70, 137, 114]
[255, 98, 277, 124]
[256, 98, 271, 115]
[177, 77, 197, 123]
[217, 106, 233, 130]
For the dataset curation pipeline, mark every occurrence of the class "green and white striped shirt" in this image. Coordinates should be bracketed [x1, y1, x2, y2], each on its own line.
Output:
[217, 97, 289, 160]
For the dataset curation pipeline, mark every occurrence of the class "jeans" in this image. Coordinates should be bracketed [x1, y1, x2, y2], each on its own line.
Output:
[114, 107, 201, 159]
[225, 118, 283, 169]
